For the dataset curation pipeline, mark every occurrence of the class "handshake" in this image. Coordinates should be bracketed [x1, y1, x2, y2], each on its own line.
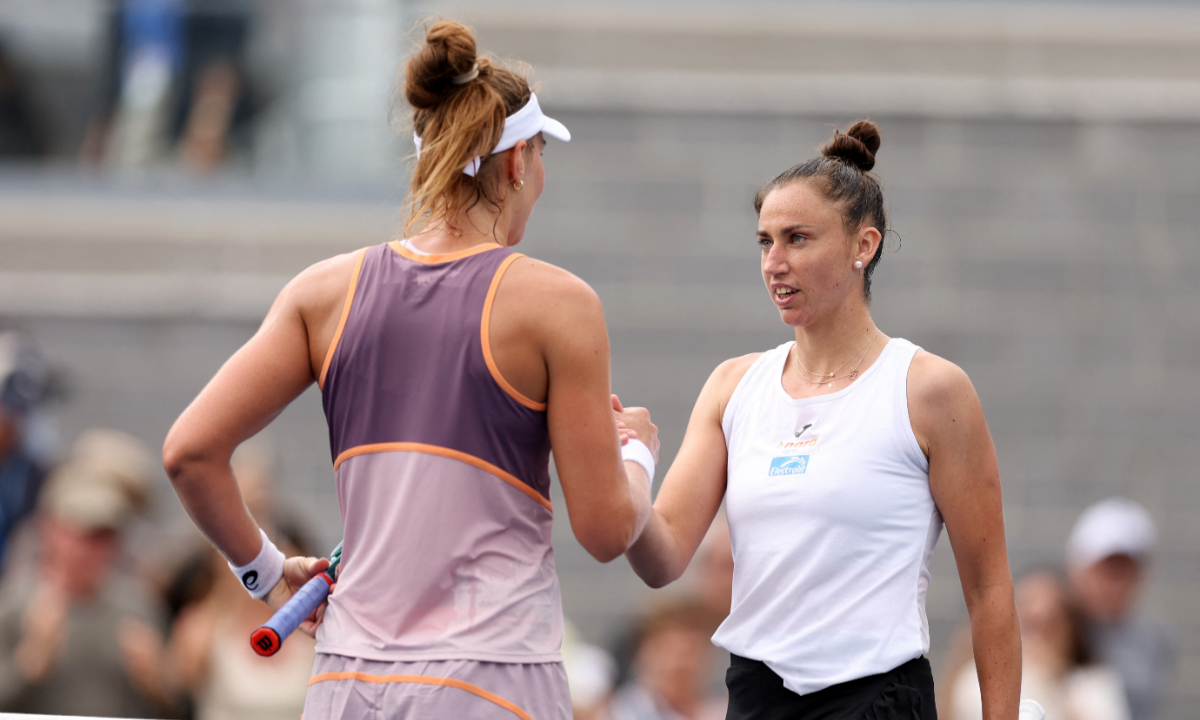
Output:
[611, 394, 660, 491]
[611, 394, 660, 463]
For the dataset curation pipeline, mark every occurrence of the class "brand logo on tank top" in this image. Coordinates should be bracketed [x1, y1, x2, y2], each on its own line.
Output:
[768, 436, 819, 476]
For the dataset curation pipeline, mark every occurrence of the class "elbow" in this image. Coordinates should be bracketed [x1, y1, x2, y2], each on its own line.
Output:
[962, 578, 1017, 624]
[577, 526, 634, 564]
[162, 434, 188, 485]
[634, 557, 684, 589]
[165, 441, 188, 487]
[162, 429, 221, 492]
[162, 432, 194, 486]
[575, 512, 641, 564]
[570, 470, 655, 564]
[584, 542, 625, 565]
[639, 571, 676, 590]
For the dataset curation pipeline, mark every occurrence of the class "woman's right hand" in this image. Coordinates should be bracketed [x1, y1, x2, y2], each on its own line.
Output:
[622, 355, 754, 588]
[612, 394, 659, 462]
[264, 555, 332, 637]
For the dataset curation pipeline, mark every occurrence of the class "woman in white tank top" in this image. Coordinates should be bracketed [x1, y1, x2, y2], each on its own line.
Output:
[621, 121, 1022, 720]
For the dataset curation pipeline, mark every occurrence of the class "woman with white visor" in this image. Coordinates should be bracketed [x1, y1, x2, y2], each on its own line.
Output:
[164, 21, 658, 720]
[622, 121, 1029, 719]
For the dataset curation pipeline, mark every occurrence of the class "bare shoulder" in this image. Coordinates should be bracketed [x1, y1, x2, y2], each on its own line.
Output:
[503, 256, 603, 324]
[278, 248, 364, 318]
[908, 350, 978, 410]
[712, 352, 762, 389]
[291, 249, 363, 301]
[506, 256, 597, 301]
[709, 352, 763, 415]
[303, 248, 363, 280]
[908, 350, 986, 454]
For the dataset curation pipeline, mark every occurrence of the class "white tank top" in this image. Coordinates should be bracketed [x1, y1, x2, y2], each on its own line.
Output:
[711, 338, 943, 696]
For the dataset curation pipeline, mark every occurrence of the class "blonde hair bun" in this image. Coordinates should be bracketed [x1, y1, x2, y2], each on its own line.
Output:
[400, 19, 534, 237]
[405, 20, 483, 110]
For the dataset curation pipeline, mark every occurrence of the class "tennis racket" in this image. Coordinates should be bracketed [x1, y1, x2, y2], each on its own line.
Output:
[250, 542, 342, 657]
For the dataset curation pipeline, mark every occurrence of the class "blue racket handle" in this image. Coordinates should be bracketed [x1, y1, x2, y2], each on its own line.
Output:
[250, 572, 333, 656]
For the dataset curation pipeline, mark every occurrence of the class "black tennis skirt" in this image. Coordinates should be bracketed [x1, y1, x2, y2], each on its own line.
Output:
[725, 654, 937, 720]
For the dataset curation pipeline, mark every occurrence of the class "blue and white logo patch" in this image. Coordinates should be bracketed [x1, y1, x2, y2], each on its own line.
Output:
[768, 454, 809, 476]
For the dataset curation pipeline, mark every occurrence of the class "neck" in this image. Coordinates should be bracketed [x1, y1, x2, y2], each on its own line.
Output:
[792, 300, 878, 376]
[411, 201, 514, 253]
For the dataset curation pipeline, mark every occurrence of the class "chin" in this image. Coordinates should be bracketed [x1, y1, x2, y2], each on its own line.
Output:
[776, 306, 809, 328]
[767, 286, 811, 323]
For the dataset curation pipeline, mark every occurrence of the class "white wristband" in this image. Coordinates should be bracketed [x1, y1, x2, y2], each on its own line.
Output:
[621, 438, 655, 486]
[228, 529, 285, 599]
[1018, 700, 1046, 720]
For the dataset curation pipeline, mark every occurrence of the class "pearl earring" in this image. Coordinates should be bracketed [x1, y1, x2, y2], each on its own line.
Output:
[854, 261, 863, 269]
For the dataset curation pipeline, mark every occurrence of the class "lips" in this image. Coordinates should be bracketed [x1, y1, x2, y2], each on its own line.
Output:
[771, 284, 798, 307]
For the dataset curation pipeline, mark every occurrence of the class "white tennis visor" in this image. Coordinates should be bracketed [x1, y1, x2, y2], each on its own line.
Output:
[413, 92, 570, 176]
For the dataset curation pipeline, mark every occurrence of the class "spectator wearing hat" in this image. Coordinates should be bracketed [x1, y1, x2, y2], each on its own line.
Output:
[1066, 498, 1175, 720]
[0, 429, 179, 718]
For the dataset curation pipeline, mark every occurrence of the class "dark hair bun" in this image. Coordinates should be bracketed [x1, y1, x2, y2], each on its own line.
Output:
[405, 20, 480, 110]
[820, 120, 881, 172]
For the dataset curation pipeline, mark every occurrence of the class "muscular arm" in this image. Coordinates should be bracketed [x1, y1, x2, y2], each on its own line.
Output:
[162, 289, 311, 563]
[504, 260, 653, 562]
[162, 253, 355, 614]
[910, 352, 1021, 720]
[625, 355, 755, 587]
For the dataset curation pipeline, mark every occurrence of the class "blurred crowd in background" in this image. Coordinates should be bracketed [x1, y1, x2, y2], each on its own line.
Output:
[0, 333, 319, 718]
[1, 0, 1198, 718]
[0, 0, 255, 170]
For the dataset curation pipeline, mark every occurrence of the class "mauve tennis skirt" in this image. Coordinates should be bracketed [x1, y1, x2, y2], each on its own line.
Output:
[725, 654, 937, 720]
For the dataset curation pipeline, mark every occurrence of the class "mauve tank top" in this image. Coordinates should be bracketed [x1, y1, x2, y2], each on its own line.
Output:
[315, 240, 561, 664]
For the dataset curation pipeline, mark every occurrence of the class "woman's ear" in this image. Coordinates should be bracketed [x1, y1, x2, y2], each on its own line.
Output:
[507, 138, 528, 185]
[855, 225, 882, 266]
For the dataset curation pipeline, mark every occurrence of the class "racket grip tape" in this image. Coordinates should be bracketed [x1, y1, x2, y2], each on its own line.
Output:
[250, 572, 333, 656]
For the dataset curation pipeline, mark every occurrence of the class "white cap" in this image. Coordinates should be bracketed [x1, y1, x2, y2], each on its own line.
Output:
[413, 92, 570, 176]
[1066, 497, 1157, 569]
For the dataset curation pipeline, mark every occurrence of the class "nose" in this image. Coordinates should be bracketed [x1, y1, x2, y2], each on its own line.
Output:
[762, 240, 788, 276]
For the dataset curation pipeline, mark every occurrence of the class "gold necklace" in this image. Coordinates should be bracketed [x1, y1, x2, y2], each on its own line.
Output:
[794, 330, 879, 386]
[794, 330, 874, 381]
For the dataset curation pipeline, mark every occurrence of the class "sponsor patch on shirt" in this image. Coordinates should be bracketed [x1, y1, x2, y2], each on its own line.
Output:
[768, 454, 809, 475]
[768, 434, 819, 476]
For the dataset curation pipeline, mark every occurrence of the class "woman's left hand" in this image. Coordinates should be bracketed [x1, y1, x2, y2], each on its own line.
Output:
[264, 555, 333, 637]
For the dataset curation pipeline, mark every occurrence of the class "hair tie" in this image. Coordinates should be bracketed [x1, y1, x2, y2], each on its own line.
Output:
[450, 63, 480, 85]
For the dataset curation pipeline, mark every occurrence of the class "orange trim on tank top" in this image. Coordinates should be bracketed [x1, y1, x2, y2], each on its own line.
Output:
[318, 247, 368, 391]
[333, 442, 552, 512]
[388, 239, 500, 265]
[308, 671, 535, 720]
[481, 253, 548, 412]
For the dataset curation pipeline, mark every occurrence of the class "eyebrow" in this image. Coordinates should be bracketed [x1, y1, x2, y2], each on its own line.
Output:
[758, 224, 816, 237]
